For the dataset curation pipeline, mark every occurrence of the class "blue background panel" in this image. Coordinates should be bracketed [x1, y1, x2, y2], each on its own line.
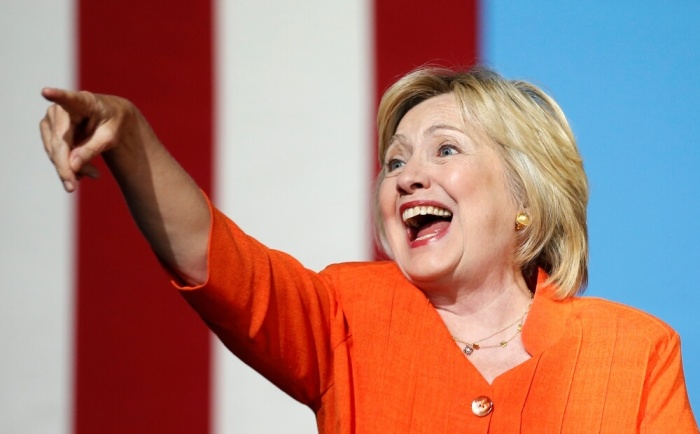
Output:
[483, 0, 700, 411]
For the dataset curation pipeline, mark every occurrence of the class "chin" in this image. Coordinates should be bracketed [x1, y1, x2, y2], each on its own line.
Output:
[395, 254, 461, 288]
[388, 230, 460, 280]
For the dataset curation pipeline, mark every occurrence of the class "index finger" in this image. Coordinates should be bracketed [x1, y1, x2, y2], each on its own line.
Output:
[41, 88, 97, 123]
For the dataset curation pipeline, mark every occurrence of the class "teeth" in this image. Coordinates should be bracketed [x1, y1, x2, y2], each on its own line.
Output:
[402, 205, 452, 223]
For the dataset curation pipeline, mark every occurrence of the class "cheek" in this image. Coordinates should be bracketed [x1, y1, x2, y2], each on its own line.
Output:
[377, 179, 396, 220]
[376, 179, 401, 256]
[448, 170, 515, 229]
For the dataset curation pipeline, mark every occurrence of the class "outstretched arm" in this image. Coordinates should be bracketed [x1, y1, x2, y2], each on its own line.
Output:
[39, 88, 210, 285]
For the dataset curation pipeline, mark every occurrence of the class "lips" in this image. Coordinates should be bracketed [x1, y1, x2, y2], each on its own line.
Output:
[400, 202, 453, 246]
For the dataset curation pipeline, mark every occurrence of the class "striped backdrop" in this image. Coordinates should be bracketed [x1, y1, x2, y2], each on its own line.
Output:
[2, 1, 698, 432]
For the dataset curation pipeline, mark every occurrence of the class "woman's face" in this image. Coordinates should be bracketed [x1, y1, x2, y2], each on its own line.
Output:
[378, 93, 519, 290]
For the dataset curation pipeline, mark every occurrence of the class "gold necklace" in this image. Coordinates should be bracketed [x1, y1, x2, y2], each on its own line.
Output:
[451, 298, 533, 356]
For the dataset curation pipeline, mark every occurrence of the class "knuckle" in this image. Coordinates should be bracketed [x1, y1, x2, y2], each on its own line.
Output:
[79, 90, 97, 106]
[47, 139, 63, 158]
[42, 139, 52, 155]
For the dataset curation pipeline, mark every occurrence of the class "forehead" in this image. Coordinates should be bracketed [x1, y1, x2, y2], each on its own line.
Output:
[395, 93, 463, 133]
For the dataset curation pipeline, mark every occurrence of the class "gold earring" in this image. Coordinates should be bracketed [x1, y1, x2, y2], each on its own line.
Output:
[515, 211, 531, 231]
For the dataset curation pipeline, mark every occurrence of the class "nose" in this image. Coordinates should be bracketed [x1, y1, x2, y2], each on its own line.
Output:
[396, 156, 430, 194]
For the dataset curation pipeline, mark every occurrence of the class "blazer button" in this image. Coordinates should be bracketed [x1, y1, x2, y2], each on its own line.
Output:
[471, 396, 493, 417]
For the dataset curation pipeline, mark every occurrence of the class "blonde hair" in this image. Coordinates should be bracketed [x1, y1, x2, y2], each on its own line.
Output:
[375, 66, 588, 298]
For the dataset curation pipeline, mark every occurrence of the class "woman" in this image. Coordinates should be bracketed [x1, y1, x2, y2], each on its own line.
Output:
[40, 67, 697, 432]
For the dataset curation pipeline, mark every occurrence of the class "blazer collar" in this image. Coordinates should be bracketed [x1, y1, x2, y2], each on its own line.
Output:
[521, 269, 573, 355]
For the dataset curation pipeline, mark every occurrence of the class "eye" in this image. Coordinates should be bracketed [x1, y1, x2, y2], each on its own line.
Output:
[438, 144, 458, 157]
[386, 158, 405, 172]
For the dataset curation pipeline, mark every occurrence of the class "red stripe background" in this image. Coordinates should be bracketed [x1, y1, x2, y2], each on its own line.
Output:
[76, 1, 213, 432]
[374, 0, 480, 108]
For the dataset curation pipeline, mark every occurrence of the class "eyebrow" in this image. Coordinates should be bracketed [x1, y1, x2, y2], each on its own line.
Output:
[426, 123, 465, 136]
[389, 123, 465, 146]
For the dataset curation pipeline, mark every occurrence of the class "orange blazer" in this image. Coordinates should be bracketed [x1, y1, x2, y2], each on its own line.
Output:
[178, 205, 698, 433]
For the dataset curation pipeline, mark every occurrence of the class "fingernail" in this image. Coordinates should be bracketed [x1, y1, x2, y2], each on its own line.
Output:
[63, 180, 74, 191]
[84, 168, 100, 179]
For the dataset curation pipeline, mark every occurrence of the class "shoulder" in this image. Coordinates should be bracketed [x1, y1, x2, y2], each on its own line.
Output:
[318, 261, 424, 318]
[570, 296, 679, 349]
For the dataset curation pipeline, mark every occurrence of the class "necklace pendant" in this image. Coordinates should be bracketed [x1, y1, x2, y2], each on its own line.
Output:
[463, 344, 474, 356]
[500, 341, 508, 348]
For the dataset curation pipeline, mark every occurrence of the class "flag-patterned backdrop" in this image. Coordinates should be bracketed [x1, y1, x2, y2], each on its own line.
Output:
[2, 1, 698, 432]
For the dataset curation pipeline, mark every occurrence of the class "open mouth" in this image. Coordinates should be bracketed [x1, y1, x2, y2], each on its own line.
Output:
[402, 205, 453, 243]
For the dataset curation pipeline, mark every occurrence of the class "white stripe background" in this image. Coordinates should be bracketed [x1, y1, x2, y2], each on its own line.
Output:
[2, 1, 75, 433]
[214, 1, 370, 432]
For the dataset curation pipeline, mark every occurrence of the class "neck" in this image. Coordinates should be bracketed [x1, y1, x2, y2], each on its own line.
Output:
[428, 269, 533, 336]
[428, 267, 530, 311]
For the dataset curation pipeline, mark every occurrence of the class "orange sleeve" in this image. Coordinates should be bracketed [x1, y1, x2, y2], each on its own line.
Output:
[639, 328, 698, 432]
[176, 202, 338, 409]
